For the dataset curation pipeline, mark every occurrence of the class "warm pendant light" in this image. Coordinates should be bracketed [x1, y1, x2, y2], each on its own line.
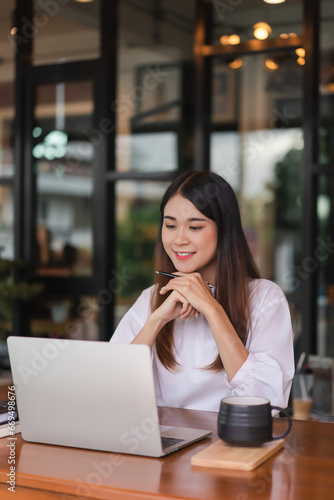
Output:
[265, 58, 279, 70]
[263, 0, 286, 4]
[253, 22, 272, 40]
[219, 34, 240, 46]
[228, 58, 243, 69]
[228, 34, 240, 45]
[220, 35, 229, 45]
[295, 48, 305, 58]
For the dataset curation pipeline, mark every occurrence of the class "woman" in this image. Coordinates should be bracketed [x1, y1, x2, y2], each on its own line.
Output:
[110, 171, 294, 411]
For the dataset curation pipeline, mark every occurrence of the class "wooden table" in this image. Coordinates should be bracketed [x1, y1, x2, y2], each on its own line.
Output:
[0, 407, 334, 500]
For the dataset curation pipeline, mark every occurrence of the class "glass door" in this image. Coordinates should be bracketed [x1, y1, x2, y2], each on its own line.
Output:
[29, 78, 99, 340]
[210, 52, 304, 343]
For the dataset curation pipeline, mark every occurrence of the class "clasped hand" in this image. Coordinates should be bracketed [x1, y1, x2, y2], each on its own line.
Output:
[156, 273, 215, 323]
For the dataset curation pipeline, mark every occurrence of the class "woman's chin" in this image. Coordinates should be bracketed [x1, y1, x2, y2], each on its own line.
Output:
[174, 265, 197, 274]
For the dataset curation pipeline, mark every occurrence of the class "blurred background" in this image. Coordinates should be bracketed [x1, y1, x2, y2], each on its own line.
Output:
[0, 1, 333, 373]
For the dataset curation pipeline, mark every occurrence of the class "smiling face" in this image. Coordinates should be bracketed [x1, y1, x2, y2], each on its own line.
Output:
[161, 194, 218, 283]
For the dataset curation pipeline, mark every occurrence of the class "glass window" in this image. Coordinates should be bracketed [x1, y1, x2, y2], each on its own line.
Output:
[33, 81, 94, 277]
[319, 0, 334, 164]
[33, 0, 101, 65]
[0, 3, 15, 257]
[211, 131, 240, 192]
[0, 186, 14, 259]
[116, 0, 195, 172]
[0, 117, 14, 178]
[316, 175, 334, 357]
[122, 132, 178, 173]
[134, 65, 182, 124]
[114, 180, 170, 326]
[30, 293, 99, 341]
[211, 52, 303, 338]
[0, 9, 15, 174]
[213, 0, 302, 46]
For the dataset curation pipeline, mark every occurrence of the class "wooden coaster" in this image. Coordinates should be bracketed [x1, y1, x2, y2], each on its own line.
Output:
[191, 439, 284, 471]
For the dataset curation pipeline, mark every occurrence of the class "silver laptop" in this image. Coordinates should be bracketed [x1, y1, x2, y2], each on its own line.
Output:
[7, 336, 211, 457]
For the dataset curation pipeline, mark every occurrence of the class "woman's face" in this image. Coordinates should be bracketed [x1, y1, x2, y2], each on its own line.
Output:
[161, 194, 218, 282]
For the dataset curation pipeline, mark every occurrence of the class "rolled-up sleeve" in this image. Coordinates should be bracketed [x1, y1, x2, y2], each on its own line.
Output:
[222, 281, 295, 409]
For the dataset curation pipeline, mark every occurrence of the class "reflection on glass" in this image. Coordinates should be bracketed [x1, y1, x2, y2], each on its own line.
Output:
[242, 129, 303, 289]
[212, 128, 303, 288]
[33, 0, 100, 65]
[317, 175, 334, 356]
[115, 181, 169, 326]
[211, 51, 303, 341]
[319, 1, 334, 164]
[30, 293, 99, 341]
[34, 81, 94, 277]
[117, 1, 195, 171]
[117, 132, 177, 173]
[212, 63, 237, 124]
[210, 132, 240, 192]
[1, 14, 15, 177]
[0, 186, 13, 259]
[213, 0, 302, 45]
[0, 118, 14, 177]
[0, 14, 15, 257]
[135, 65, 182, 124]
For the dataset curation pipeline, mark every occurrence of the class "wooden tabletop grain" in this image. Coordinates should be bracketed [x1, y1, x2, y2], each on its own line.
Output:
[0, 406, 334, 500]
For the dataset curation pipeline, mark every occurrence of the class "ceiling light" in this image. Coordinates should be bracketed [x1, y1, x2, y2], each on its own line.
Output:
[74, 0, 95, 3]
[220, 34, 240, 46]
[295, 48, 305, 57]
[263, 0, 286, 4]
[265, 58, 279, 70]
[253, 22, 272, 40]
[228, 34, 240, 45]
[228, 58, 243, 69]
[219, 35, 229, 45]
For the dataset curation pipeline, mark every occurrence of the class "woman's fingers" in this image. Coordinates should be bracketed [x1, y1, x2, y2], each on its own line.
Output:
[156, 287, 201, 323]
[178, 295, 192, 318]
[164, 290, 199, 321]
[159, 272, 214, 316]
[179, 301, 199, 320]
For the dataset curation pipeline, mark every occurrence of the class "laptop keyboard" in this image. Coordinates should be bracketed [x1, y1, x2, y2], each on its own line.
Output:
[161, 436, 185, 449]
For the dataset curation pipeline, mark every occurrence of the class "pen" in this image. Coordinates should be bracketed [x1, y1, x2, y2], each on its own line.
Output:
[156, 271, 213, 288]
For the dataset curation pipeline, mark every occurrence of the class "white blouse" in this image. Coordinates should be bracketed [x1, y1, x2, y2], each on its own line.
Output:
[110, 279, 295, 412]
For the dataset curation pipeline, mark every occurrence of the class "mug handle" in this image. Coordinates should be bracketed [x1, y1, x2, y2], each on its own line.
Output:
[270, 406, 292, 440]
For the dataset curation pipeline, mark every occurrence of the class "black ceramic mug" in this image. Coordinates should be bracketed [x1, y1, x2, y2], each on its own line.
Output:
[218, 396, 292, 447]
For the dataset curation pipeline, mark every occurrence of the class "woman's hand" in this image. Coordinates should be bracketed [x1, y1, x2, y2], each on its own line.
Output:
[157, 272, 250, 381]
[153, 288, 199, 324]
[132, 276, 200, 348]
[159, 272, 217, 318]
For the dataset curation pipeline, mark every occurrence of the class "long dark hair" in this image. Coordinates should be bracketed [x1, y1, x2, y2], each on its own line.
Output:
[151, 171, 260, 372]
